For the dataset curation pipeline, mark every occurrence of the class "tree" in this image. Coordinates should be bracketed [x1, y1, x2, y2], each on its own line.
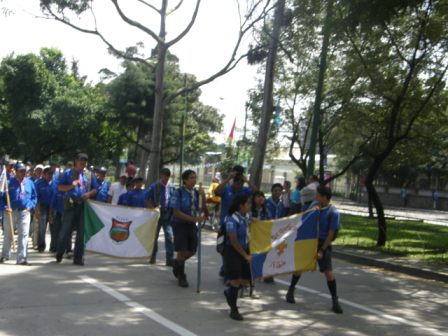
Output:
[40, 0, 272, 183]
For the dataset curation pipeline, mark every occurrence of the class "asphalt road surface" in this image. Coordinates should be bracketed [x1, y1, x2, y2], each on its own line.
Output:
[0, 230, 447, 336]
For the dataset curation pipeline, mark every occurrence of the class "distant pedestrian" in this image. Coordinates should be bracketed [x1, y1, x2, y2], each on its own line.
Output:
[291, 177, 306, 214]
[282, 181, 292, 216]
[34, 167, 54, 252]
[285, 185, 343, 314]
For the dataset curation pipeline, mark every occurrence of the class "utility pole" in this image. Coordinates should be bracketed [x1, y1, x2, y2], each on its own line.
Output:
[307, 0, 333, 177]
[250, 0, 285, 188]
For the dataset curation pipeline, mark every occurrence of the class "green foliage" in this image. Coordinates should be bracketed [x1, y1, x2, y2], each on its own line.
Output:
[0, 48, 123, 164]
[336, 214, 448, 263]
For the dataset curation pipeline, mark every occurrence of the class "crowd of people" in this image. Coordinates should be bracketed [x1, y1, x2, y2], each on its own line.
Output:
[0, 154, 342, 321]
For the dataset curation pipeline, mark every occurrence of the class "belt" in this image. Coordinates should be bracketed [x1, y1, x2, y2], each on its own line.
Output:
[14, 208, 27, 211]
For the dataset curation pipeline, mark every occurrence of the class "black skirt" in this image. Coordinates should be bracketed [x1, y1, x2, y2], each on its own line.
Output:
[224, 245, 251, 281]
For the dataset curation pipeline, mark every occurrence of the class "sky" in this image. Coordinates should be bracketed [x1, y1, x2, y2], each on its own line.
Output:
[0, 0, 262, 143]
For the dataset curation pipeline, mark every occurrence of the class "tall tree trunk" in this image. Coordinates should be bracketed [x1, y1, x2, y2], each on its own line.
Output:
[250, 0, 285, 188]
[318, 128, 325, 182]
[365, 161, 387, 246]
[306, 0, 333, 176]
[146, 0, 168, 184]
[367, 192, 374, 218]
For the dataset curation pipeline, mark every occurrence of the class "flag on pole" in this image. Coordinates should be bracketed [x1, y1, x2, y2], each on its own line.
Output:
[250, 209, 319, 280]
[84, 200, 160, 258]
[227, 117, 236, 144]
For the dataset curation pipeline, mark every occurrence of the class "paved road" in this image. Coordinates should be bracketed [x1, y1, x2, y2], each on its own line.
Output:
[333, 198, 448, 226]
[0, 230, 447, 336]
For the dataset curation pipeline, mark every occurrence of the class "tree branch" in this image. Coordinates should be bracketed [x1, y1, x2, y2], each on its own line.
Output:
[167, 0, 184, 15]
[166, 0, 201, 47]
[110, 0, 162, 43]
[136, 0, 160, 14]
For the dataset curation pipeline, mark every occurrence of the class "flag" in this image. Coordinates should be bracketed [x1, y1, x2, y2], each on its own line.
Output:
[227, 117, 236, 144]
[84, 200, 160, 258]
[250, 209, 319, 280]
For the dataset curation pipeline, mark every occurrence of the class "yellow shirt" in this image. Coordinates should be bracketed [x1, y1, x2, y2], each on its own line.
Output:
[208, 182, 221, 203]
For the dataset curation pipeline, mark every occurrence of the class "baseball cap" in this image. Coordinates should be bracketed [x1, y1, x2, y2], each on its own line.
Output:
[99, 166, 107, 173]
[35, 164, 45, 170]
[76, 153, 89, 161]
[14, 163, 27, 171]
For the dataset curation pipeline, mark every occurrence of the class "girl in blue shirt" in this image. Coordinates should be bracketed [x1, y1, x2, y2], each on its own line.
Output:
[223, 194, 251, 321]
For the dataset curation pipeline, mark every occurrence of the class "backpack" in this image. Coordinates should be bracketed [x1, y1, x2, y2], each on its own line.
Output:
[216, 214, 241, 255]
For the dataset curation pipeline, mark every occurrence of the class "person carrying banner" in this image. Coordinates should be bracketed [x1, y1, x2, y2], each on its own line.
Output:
[170, 169, 205, 288]
[34, 167, 54, 252]
[146, 167, 175, 266]
[56, 153, 98, 266]
[223, 194, 252, 321]
[285, 185, 343, 314]
[0, 163, 37, 265]
[118, 181, 134, 206]
[127, 177, 147, 208]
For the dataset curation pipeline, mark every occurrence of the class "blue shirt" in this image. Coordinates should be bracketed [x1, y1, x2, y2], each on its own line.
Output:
[127, 189, 147, 208]
[60, 168, 98, 201]
[266, 197, 286, 219]
[317, 203, 341, 240]
[95, 179, 111, 203]
[216, 184, 252, 225]
[146, 181, 175, 210]
[170, 187, 199, 222]
[34, 178, 54, 206]
[251, 206, 270, 221]
[118, 192, 131, 206]
[51, 174, 64, 214]
[3, 177, 37, 210]
[225, 213, 249, 248]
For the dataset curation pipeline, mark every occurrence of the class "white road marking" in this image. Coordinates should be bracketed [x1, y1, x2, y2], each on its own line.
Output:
[276, 279, 445, 336]
[79, 275, 198, 336]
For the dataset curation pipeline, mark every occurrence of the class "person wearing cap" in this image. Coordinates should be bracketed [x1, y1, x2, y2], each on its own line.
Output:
[95, 166, 111, 203]
[56, 153, 98, 266]
[0, 163, 37, 265]
[34, 167, 54, 252]
[214, 165, 257, 277]
[5, 159, 16, 180]
[285, 185, 343, 314]
[31, 164, 44, 182]
[108, 173, 128, 205]
[49, 171, 66, 254]
[146, 168, 175, 266]
[127, 177, 147, 208]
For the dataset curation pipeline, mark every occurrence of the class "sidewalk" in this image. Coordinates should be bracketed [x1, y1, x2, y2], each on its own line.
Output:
[332, 197, 448, 226]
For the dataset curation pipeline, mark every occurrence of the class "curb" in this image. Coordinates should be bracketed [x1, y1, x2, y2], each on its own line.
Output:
[333, 250, 448, 284]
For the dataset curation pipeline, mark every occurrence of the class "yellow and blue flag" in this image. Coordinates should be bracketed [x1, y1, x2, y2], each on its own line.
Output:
[250, 209, 319, 280]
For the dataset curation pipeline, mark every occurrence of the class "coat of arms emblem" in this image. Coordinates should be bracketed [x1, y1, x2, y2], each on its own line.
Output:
[110, 218, 132, 243]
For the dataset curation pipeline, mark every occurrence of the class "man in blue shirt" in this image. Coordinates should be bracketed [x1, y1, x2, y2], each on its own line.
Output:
[214, 165, 257, 277]
[34, 167, 54, 252]
[118, 181, 134, 206]
[95, 166, 111, 203]
[49, 172, 65, 253]
[56, 153, 98, 266]
[127, 177, 147, 208]
[285, 185, 343, 314]
[146, 168, 175, 266]
[1, 163, 37, 265]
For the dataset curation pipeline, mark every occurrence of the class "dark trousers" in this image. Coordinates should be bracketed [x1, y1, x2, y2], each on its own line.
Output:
[50, 212, 62, 252]
[57, 203, 84, 262]
[151, 211, 174, 261]
[37, 205, 50, 250]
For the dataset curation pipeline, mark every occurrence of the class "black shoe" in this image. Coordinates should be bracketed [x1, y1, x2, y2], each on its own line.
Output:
[38, 248, 45, 253]
[332, 296, 343, 314]
[229, 308, 243, 321]
[65, 252, 73, 260]
[263, 277, 275, 284]
[178, 275, 189, 288]
[286, 289, 295, 304]
[73, 260, 84, 266]
[166, 259, 174, 267]
[18, 261, 31, 266]
[0, 257, 9, 263]
[149, 256, 156, 264]
[55, 253, 63, 263]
